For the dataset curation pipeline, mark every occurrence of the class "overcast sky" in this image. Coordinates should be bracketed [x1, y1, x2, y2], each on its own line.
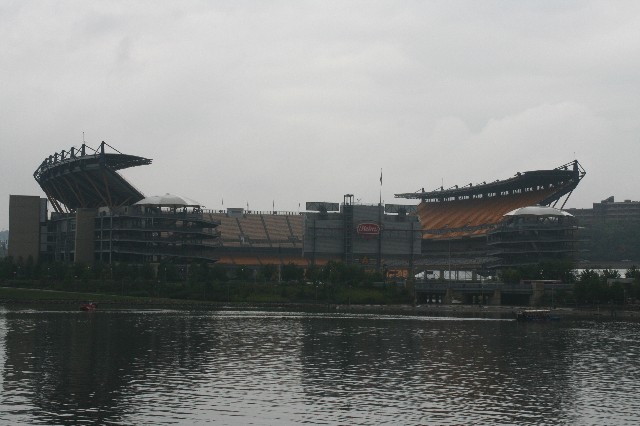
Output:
[2, 1, 640, 230]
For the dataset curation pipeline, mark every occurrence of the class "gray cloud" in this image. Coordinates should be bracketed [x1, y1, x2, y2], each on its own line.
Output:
[2, 1, 640, 229]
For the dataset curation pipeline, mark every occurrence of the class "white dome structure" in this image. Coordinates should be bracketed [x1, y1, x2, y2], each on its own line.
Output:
[134, 193, 202, 208]
[504, 205, 573, 217]
[490, 204, 579, 268]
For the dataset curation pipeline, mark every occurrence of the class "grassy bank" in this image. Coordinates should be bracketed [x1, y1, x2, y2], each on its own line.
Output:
[0, 279, 412, 307]
[0, 286, 174, 306]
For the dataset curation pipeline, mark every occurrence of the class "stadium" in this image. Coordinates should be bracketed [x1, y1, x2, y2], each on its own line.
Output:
[394, 159, 585, 275]
[9, 142, 585, 279]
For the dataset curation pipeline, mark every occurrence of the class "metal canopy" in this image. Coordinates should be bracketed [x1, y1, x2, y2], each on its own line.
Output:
[395, 160, 585, 205]
[34, 141, 152, 213]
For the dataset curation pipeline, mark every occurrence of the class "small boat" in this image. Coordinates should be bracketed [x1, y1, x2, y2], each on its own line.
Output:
[516, 309, 559, 322]
[80, 302, 97, 311]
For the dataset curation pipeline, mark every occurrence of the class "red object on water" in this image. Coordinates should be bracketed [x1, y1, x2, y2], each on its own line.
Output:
[80, 302, 97, 311]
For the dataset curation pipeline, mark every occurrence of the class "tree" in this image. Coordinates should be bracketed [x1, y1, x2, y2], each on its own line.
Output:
[305, 265, 321, 283]
[539, 261, 576, 282]
[602, 269, 620, 280]
[259, 264, 278, 282]
[141, 263, 155, 280]
[188, 262, 209, 283]
[0, 257, 15, 279]
[625, 265, 639, 279]
[235, 265, 253, 281]
[209, 264, 228, 282]
[498, 261, 575, 284]
[281, 263, 304, 282]
[498, 268, 522, 284]
[574, 269, 605, 304]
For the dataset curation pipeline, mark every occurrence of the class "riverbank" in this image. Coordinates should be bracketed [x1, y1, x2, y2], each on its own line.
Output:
[337, 303, 640, 320]
[2, 286, 640, 320]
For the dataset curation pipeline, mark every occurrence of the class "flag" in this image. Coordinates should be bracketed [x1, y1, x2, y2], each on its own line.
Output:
[380, 169, 383, 186]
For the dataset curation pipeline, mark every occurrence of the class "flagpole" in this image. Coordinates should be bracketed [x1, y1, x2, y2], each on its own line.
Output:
[379, 168, 382, 205]
[378, 168, 383, 272]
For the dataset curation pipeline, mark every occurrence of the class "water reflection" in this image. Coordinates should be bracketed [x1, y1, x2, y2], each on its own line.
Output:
[0, 308, 639, 425]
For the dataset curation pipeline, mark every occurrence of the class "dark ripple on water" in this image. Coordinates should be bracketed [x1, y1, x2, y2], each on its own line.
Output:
[1, 308, 640, 425]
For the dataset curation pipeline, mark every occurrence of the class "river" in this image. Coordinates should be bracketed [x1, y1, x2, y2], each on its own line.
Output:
[1, 306, 639, 425]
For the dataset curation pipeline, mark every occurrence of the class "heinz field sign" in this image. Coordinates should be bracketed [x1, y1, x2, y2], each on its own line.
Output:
[356, 222, 381, 237]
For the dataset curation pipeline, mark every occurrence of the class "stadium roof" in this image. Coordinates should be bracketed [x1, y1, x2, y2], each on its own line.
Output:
[395, 160, 585, 208]
[34, 141, 152, 213]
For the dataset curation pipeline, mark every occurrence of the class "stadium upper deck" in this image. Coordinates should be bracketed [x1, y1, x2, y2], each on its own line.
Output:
[34, 142, 151, 213]
[396, 160, 585, 240]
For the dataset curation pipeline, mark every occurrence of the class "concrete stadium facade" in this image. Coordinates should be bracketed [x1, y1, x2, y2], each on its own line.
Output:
[8, 143, 585, 278]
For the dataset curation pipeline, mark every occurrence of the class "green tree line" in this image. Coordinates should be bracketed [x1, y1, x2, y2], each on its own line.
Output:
[499, 261, 640, 305]
[5, 256, 638, 307]
[573, 267, 640, 305]
[0, 257, 411, 305]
